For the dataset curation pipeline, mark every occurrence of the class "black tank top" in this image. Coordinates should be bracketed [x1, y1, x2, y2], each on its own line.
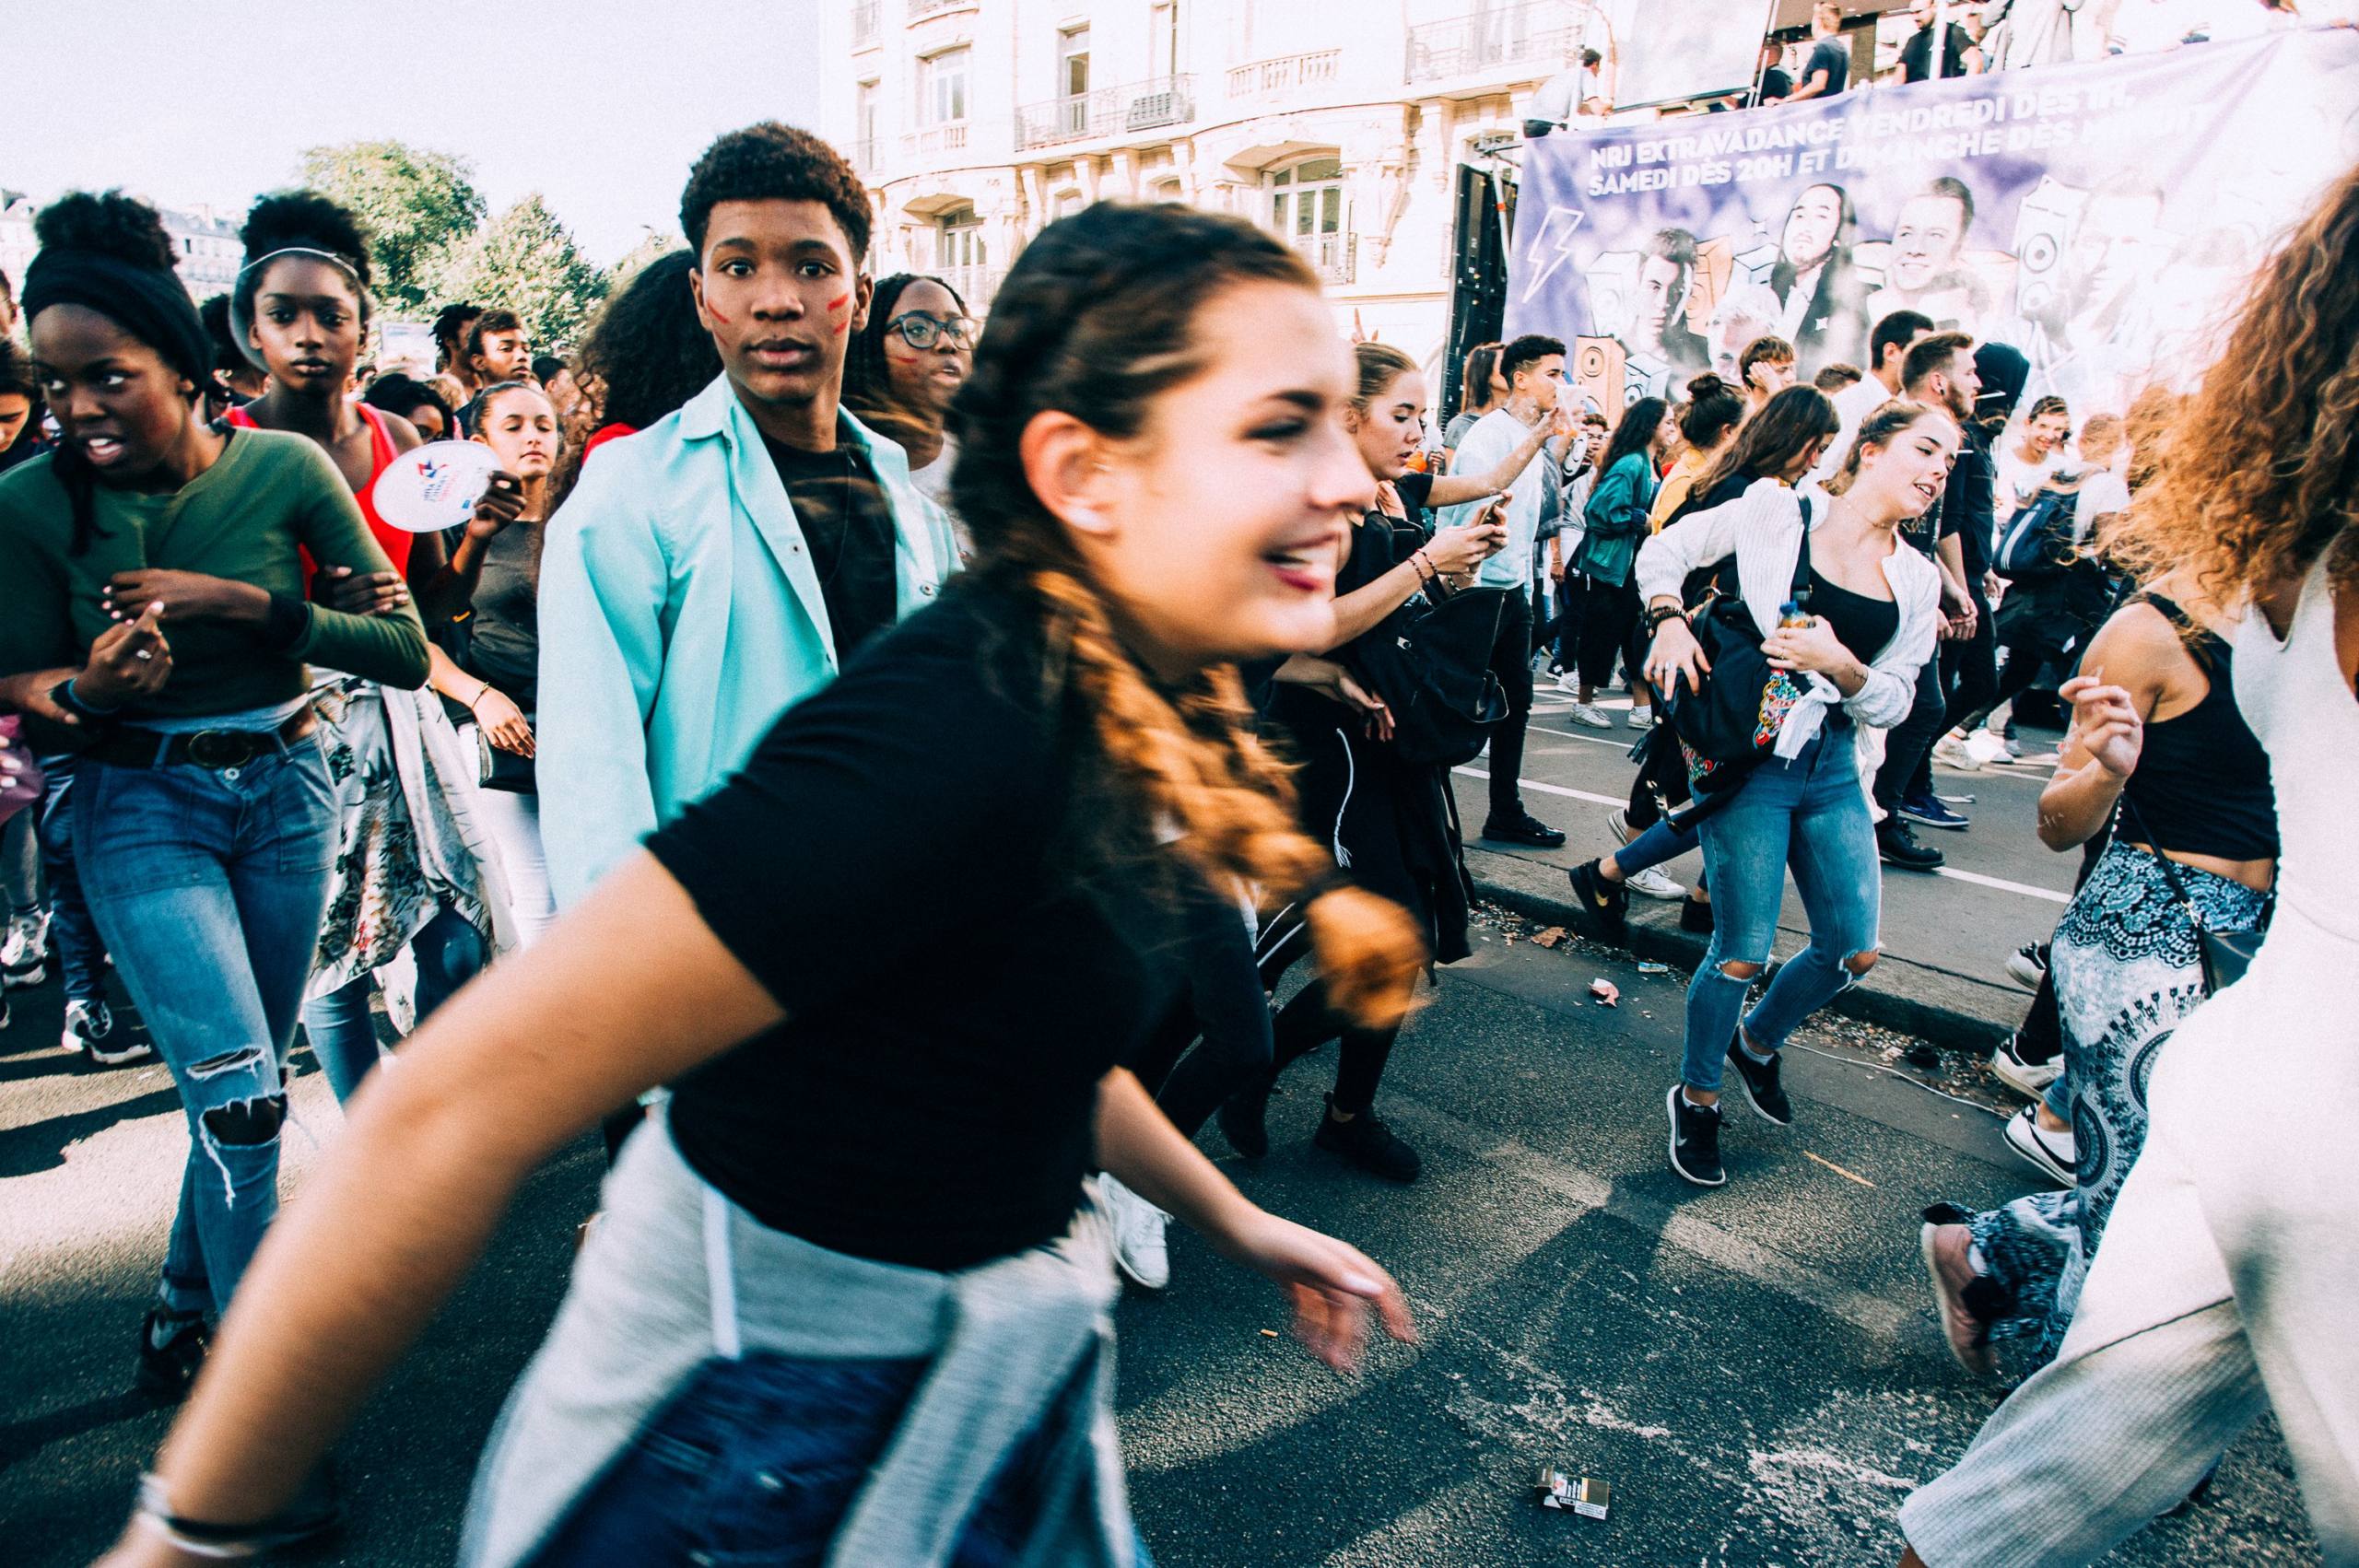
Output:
[2119, 594, 2278, 861]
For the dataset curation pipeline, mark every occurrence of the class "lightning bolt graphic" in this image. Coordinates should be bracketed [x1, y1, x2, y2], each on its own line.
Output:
[1520, 205, 1587, 305]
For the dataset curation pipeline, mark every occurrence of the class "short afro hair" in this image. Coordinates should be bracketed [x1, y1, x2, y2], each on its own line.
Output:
[237, 189, 375, 324]
[1500, 333, 1567, 384]
[466, 308, 524, 359]
[679, 122, 870, 263]
[34, 190, 178, 272]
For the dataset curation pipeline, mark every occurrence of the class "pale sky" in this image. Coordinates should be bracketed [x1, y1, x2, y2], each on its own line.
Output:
[6, 0, 824, 264]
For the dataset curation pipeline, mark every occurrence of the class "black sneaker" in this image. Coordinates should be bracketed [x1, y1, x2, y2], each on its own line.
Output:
[135, 1306, 211, 1400]
[1481, 810, 1567, 848]
[1680, 895, 1715, 934]
[1566, 860, 1628, 943]
[1665, 1084, 1726, 1187]
[1218, 1074, 1273, 1160]
[1313, 1094, 1421, 1182]
[1725, 1034, 1794, 1125]
[1877, 817, 1945, 872]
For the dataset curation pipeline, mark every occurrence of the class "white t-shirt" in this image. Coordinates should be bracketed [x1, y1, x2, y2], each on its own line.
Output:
[2073, 468, 2132, 541]
[1993, 444, 2066, 523]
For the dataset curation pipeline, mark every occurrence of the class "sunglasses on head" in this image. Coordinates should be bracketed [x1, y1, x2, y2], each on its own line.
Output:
[886, 311, 978, 350]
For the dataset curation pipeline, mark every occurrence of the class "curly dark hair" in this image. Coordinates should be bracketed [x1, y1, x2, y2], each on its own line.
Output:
[432, 302, 482, 371]
[198, 293, 252, 378]
[842, 272, 968, 450]
[679, 122, 870, 260]
[33, 189, 177, 269]
[235, 191, 374, 324]
[361, 371, 452, 431]
[573, 250, 718, 431]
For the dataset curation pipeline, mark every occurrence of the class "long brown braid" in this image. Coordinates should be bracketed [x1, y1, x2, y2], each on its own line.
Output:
[949, 203, 1426, 1028]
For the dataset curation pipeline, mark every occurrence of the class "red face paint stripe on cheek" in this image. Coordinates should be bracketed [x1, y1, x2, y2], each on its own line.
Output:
[707, 304, 731, 324]
[827, 294, 851, 311]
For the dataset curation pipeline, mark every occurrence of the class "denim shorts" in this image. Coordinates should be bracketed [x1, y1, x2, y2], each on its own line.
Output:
[529, 1351, 1135, 1568]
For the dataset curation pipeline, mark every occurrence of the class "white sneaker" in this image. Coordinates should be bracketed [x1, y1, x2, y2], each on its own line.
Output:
[1625, 867, 1686, 901]
[1989, 1032, 2060, 1099]
[1568, 703, 1614, 730]
[1602, 808, 1638, 848]
[1555, 672, 1584, 697]
[2, 910, 50, 986]
[1931, 732, 1979, 772]
[1626, 705, 1653, 730]
[2002, 1105, 2076, 1186]
[65, 1000, 152, 1066]
[1097, 1174, 1170, 1291]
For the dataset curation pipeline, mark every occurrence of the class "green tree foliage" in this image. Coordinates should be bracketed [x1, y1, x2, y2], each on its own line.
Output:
[427, 194, 611, 349]
[607, 229, 687, 287]
[297, 140, 485, 312]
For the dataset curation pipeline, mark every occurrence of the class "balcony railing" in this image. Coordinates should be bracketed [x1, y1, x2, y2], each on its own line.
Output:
[1288, 231, 1357, 286]
[901, 122, 969, 159]
[849, 136, 882, 175]
[1226, 49, 1342, 100]
[1014, 75, 1195, 151]
[1405, 0, 1585, 85]
[909, 0, 968, 16]
[851, 0, 879, 47]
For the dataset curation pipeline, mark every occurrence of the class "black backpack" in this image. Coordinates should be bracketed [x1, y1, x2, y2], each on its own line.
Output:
[1661, 500, 1815, 797]
[1993, 487, 2080, 579]
[1346, 584, 1513, 768]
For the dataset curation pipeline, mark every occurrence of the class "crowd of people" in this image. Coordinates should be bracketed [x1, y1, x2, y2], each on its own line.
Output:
[0, 117, 2352, 1568]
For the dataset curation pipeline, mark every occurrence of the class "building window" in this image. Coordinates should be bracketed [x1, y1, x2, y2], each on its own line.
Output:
[1052, 188, 1086, 219]
[1265, 157, 1352, 283]
[1057, 27, 1092, 136]
[920, 47, 969, 126]
[1151, 177, 1186, 204]
[1150, 2, 1180, 79]
[855, 80, 881, 171]
[938, 205, 987, 272]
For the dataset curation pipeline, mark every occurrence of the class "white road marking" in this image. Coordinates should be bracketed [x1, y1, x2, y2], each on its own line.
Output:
[1455, 767, 2072, 905]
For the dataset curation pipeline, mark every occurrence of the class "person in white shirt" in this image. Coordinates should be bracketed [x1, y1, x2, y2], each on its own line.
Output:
[1812, 308, 1937, 488]
[1993, 395, 2072, 523]
[1440, 333, 1573, 847]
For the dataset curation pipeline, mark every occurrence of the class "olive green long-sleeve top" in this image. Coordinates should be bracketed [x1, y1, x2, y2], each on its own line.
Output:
[0, 427, 428, 722]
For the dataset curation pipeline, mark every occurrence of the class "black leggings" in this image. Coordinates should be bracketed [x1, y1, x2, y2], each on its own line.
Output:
[1131, 886, 1275, 1140]
[1258, 921, 1400, 1115]
[1574, 574, 1641, 692]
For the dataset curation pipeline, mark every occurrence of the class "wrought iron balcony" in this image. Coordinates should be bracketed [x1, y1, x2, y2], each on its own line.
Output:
[1288, 231, 1357, 286]
[1405, 0, 1585, 85]
[938, 263, 1007, 311]
[1226, 49, 1342, 100]
[851, 0, 879, 48]
[1014, 75, 1195, 151]
[901, 122, 969, 159]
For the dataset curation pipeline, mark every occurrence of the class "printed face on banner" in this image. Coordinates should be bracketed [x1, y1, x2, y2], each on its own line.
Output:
[1506, 31, 2359, 425]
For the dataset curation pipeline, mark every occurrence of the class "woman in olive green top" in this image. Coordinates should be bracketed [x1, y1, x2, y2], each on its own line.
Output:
[0, 193, 425, 1418]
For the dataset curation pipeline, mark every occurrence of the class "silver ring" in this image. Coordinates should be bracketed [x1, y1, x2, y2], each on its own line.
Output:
[135, 649, 155, 661]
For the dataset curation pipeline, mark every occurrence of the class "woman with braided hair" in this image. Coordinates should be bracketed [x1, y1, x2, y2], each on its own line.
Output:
[95, 200, 1421, 1568]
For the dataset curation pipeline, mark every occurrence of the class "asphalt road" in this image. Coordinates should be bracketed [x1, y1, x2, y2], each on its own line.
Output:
[1452, 683, 2077, 1025]
[0, 919, 2318, 1566]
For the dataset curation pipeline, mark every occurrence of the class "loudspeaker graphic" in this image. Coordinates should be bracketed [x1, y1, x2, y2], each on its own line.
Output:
[1690, 236, 1739, 332]
[1732, 235, 1780, 293]
[1623, 349, 1671, 404]
[1582, 251, 1641, 340]
[1572, 336, 1626, 414]
[2013, 175, 2090, 322]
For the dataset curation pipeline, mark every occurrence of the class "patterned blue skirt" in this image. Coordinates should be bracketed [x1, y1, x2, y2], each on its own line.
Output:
[1965, 841, 2270, 1365]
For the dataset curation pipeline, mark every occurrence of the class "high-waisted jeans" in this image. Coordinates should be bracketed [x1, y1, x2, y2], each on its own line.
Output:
[72, 739, 338, 1316]
[1684, 730, 1879, 1091]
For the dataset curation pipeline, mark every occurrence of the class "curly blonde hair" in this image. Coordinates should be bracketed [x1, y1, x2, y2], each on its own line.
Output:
[950, 203, 1427, 1029]
[2106, 164, 2359, 603]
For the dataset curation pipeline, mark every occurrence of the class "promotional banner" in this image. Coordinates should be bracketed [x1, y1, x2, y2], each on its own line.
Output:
[1507, 29, 2359, 422]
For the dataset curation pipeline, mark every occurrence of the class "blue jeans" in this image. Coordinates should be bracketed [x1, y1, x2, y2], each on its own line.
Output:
[73, 740, 338, 1316]
[300, 903, 485, 1102]
[36, 757, 109, 1003]
[1684, 731, 1879, 1092]
[530, 1352, 1151, 1568]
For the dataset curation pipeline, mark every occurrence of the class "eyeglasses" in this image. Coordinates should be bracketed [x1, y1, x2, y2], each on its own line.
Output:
[886, 311, 978, 350]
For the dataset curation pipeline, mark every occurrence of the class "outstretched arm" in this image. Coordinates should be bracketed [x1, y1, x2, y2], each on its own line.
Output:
[99, 853, 783, 1566]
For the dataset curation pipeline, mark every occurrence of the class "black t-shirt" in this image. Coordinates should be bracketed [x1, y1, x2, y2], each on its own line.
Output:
[1809, 568, 1899, 664]
[1947, 425, 1996, 579]
[1902, 22, 1973, 82]
[646, 576, 1180, 1271]
[760, 434, 900, 663]
[1756, 65, 1793, 103]
[1805, 37, 1849, 96]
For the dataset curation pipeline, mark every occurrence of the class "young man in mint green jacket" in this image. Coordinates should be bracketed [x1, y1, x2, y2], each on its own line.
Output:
[537, 124, 957, 910]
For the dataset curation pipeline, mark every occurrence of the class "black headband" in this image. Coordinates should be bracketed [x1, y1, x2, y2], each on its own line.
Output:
[20, 247, 214, 392]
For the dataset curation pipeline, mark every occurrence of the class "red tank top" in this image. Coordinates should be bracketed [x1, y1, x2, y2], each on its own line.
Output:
[228, 402, 412, 577]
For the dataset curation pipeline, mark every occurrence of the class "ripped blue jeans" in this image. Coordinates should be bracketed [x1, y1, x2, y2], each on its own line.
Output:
[1684, 729, 1880, 1091]
[74, 739, 337, 1316]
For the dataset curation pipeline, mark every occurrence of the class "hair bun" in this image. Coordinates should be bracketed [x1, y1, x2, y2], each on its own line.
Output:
[1686, 372, 1730, 400]
[32, 191, 177, 273]
[240, 191, 372, 284]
